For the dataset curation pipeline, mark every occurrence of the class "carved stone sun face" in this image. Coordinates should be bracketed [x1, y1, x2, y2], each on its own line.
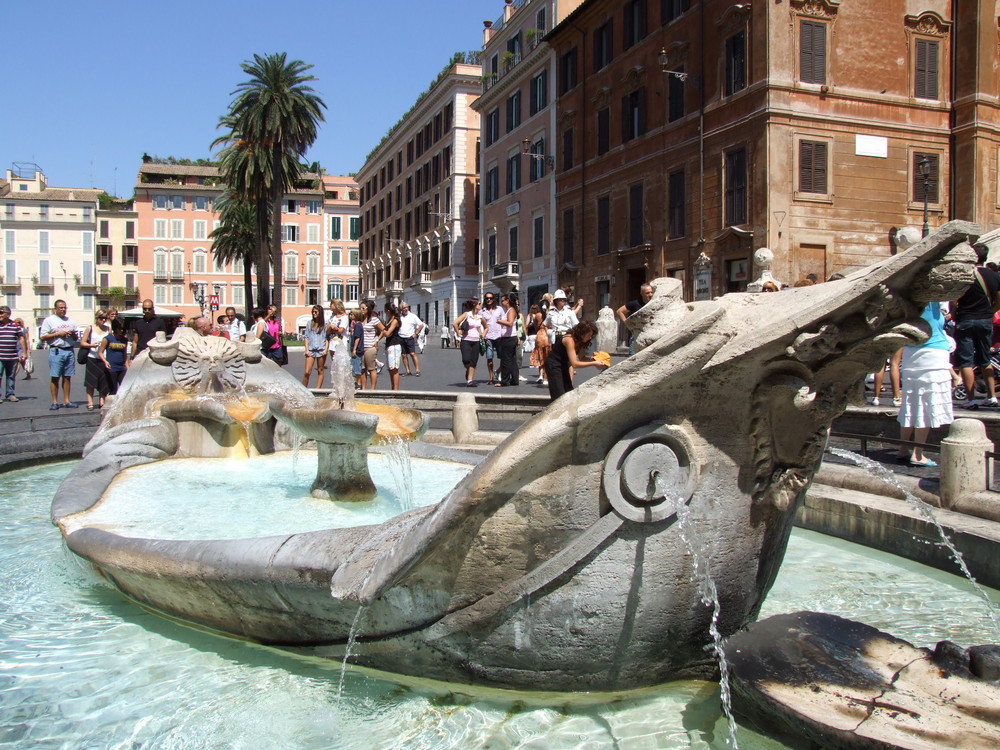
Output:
[172, 336, 246, 394]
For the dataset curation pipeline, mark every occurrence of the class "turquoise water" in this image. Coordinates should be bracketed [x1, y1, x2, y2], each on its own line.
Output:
[3, 461, 998, 749]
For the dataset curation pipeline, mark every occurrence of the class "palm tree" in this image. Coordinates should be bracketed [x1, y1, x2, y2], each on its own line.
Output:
[209, 191, 259, 318]
[219, 53, 325, 316]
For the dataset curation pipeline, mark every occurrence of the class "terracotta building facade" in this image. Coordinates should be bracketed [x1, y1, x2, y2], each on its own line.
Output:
[356, 58, 482, 331]
[547, 0, 1000, 308]
[133, 163, 359, 333]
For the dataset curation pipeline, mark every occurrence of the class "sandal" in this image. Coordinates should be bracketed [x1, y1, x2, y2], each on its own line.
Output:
[908, 458, 937, 467]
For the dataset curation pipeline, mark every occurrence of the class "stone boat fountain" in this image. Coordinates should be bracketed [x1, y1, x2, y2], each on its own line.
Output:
[50, 222, 1000, 747]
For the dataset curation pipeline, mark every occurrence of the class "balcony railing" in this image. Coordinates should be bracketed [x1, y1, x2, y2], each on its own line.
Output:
[492, 261, 520, 279]
[153, 269, 169, 281]
[306, 272, 321, 283]
[386, 281, 405, 295]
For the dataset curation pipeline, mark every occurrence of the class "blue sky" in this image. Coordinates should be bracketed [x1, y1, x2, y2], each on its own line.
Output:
[3, 0, 496, 195]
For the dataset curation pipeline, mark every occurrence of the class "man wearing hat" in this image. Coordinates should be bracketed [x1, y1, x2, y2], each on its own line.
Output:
[543, 289, 579, 340]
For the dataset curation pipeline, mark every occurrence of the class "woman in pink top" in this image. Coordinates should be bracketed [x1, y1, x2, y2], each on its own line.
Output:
[453, 298, 486, 387]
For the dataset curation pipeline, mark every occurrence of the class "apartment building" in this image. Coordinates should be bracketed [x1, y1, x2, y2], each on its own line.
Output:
[548, 0, 1000, 307]
[474, 0, 584, 307]
[95, 200, 140, 312]
[321, 174, 361, 321]
[134, 162, 360, 333]
[356, 55, 482, 330]
[0, 165, 103, 328]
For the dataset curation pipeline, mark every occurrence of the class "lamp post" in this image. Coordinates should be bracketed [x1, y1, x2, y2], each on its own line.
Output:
[919, 156, 931, 238]
[657, 48, 688, 81]
[521, 139, 554, 169]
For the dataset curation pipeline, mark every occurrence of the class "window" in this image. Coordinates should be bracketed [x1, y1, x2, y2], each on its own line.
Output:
[4, 230, 13, 254]
[214, 254, 226, 272]
[662, 0, 689, 23]
[488, 232, 497, 268]
[194, 196, 210, 211]
[594, 20, 613, 71]
[82, 293, 94, 311]
[349, 248, 359, 266]
[349, 217, 360, 240]
[194, 252, 206, 273]
[915, 38, 939, 100]
[97, 244, 112, 265]
[38, 259, 51, 285]
[562, 208, 575, 263]
[330, 216, 342, 239]
[282, 225, 299, 242]
[508, 225, 519, 262]
[233, 257, 243, 274]
[125, 221, 135, 239]
[193, 220, 207, 239]
[170, 250, 184, 279]
[307, 224, 320, 243]
[39, 231, 49, 255]
[169, 195, 184, 210]
[800, 20, 827, 85]
[330, 248, 342, 265]
[307, 200, 321, 214]
[668, 70, 685, 122]
[530, 70, 548, 116]
[668, 170, 685, 238]
[39, 204, 49, 221]
[913, 153, 939, 204]
[284, 253, 298, 281]
[154, 285, 166, 305]
[283, 199, 298, 214]
[563, 128, 574, 170]
[153, 195, 167, 210]
[622, 88, 646, 142]
[798, 140, 829, 194]
[486, 164, 500, 203]
[122, 245, 138, 266]
[99, 220, 109, 238]
[597, 108, 610, 155]
[725, 31, 747, 96]
[154, 219, 167, 239]
[480, 105, 497, 147]
[328, 281, 344, 301]
[82, 232, 93, 256]
[506, 91, 522, 132]
[233, 285, 245, 306]
[506, 154, 521, 194]
[307, 254, 320, 281]
[533, 214, 544, 258]
[154, 251, 167, 278]
[528, 138, 546, 181]
[171, 284, 183, 305]
[725, 147, 748, 226]
[559, 47, 578, 94]
[170, 219, 183, 239]
[536, 6, 546, 32]
[623, 0, 647, 50]
[597, 196, 610, 255]
[628, 183, 644, 247]
[347, 282, 359, 302]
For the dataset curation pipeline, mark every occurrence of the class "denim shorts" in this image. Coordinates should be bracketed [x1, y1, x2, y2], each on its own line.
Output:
[48, 347, 75, 377]
[351, 355, 363, 376]
[484, 339, 496, 360]
[954, 318, 993, 369]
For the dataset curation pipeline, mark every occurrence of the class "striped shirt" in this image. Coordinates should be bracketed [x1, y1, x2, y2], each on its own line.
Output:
[0, 321, 23, 360]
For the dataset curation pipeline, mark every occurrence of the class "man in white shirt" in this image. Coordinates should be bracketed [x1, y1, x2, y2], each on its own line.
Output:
[39, 299, 80, 410]
[225, 306, 246, 342]
[398, 302, 425, 376]
[543, 289, 579, 337]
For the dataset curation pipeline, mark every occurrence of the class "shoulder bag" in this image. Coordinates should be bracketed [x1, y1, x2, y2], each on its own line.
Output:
[77, 326, 91, 364]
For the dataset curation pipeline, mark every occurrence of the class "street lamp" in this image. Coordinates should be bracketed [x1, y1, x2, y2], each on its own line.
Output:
[657, 48, 688, 81]
[521, 139, 554, 169]
[918, 156, 932, 238]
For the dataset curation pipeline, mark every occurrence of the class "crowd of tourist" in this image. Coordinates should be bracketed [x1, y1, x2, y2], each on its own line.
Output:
[869, 242, 1000, 467]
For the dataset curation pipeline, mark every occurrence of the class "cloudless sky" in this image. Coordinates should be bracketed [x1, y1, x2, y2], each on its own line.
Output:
[2, 0, 496, 196]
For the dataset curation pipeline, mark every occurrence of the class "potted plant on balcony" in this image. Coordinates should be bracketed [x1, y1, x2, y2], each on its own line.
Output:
[501, 51, 516, 72]
[525, 28, 542, 49]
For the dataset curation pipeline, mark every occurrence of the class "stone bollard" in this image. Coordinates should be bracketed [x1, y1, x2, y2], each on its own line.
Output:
[939, 418, 993, 509]
[452, 392, 479, 445]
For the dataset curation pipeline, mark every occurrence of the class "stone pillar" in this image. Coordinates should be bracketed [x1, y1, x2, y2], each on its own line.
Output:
[940, 418, 993, 508]
[453, 392, 478, 444]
